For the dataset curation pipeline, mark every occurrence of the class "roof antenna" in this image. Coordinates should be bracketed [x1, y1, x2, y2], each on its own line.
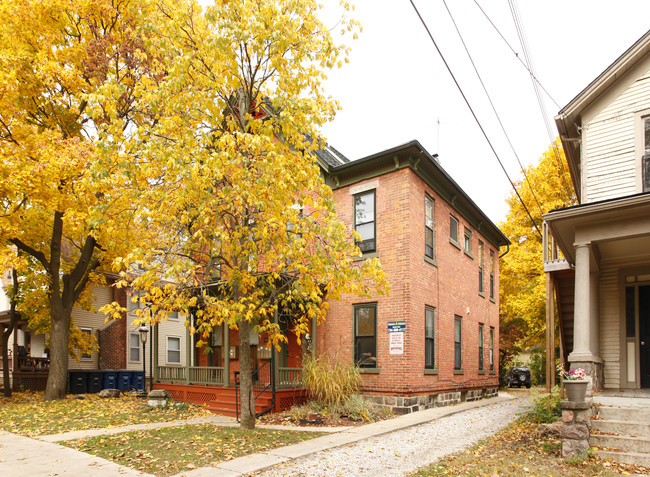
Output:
[436, 116, 441, 157]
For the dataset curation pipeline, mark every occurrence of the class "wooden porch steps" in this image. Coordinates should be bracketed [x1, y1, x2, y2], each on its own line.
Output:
[591, 402, 650, 468]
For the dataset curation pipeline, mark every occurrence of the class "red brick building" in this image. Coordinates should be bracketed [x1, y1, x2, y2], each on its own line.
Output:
[143, 139, 509, 416]
[318, 140, 509, 413]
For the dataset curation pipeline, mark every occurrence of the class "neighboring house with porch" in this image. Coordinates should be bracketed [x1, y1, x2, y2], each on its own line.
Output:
[0, 275, 185, 392]
[544, 30, 650, 393]
[151, 140, 509, 415]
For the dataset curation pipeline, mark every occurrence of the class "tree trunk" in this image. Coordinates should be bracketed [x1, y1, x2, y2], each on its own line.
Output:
[2, 324, 13, 398]
[44, 302, 71, 401]
[238, 319, 255, 429]
[3, 268, 20, 397]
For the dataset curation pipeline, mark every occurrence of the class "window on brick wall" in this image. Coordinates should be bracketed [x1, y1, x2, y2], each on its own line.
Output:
[478, 241, 484, 294]
[450, 215, 459, 244]
[454, 315, 462, 370]
[80, 328, 92, 360]
[167, 337, 181, 364]
[489, 327, 495, 371]
[478, 323, 484, 371]
[354, 190, 376, 253]
[464, 227, 472, 256]
[354, 303, 377, 368]
[425, 306, 435, 369]
[129, 332, 140, 362]
[425, 195, 435, 259]
[490, 250, 495, 299]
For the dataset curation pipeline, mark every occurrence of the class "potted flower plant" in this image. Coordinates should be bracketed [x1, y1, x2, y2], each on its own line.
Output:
[557, 363, 588, 402]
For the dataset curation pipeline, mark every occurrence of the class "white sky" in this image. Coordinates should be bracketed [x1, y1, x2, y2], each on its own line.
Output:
[319, 0, 650, 223]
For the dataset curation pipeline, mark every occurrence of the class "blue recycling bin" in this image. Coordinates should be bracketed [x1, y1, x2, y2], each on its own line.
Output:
[117, 370, 131, 391]
[102, 370, 118, 389]
[68, 370, 88, 394]
[131, 371, 144, 390]
[87, 371, 103, 393]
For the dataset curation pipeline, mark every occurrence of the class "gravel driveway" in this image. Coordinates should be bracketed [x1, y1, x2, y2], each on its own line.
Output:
[254, 397, 529, 476]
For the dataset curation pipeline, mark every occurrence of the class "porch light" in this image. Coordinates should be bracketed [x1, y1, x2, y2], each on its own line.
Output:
[137, 325, 148, 394]
[138, 324, 148, 344]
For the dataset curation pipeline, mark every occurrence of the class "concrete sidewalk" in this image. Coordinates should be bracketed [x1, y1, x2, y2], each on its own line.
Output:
[0, 430, 153, 476]
[0, 393, 519, 477]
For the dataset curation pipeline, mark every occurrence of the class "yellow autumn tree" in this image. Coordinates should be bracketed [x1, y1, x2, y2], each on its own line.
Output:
[0, 0, 186, 400]
[499, 140, 576, 351]
[101, 0, 388, 429]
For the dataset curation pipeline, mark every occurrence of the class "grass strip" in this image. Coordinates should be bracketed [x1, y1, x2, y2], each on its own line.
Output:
[65, 423, 324, 476]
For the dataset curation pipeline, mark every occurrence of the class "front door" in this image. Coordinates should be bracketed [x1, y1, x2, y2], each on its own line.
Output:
[640, 285, 650, 388]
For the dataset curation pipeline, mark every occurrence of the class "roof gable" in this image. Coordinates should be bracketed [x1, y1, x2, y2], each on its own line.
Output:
[556, 29, 650, 200]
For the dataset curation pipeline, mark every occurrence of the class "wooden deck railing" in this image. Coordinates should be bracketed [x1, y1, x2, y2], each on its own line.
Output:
[17, 356, 50, 371]
[188, 366, 224, 385]
[543, 221, 570, 271]
[157, 365, 186, 382]
[278, 367, 303, 389]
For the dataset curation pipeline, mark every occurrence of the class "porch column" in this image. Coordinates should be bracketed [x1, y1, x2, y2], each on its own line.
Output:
[153, 324, 159, 380]
[311, 316, 317, 359]
[545, 273, 555, 393]
[569, 242, 592, 362]
[185, 317, 191, 384]
[273, 309, 279, 388]
[589, 271, 600, 357]
[223, 323, 230, 387]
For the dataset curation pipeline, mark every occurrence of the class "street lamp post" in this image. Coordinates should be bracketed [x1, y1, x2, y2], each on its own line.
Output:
[137, 325, 148, 394]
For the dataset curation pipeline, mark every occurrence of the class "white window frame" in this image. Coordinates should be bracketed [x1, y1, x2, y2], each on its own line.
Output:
[166, 336, 181, 364]
[80, 328, 92, 360]
[129, 332, 141, 362]
[634, 109, 650, 193]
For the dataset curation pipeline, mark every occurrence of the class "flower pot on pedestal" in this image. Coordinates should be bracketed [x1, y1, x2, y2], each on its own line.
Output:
[564, 380, 588, 402]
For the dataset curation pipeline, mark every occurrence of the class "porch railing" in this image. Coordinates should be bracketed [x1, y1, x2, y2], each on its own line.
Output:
[543, 221, 571, 271]
[278, 367, 303, 389]
[155, 365, 303, 389]
[17, 356, 50, 371]
[188, 366, 224, 385]
[157, 366, 186, 381]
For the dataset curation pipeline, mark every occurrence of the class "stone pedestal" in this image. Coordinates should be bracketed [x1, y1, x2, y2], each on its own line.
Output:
[148, 389, 170, 408]
[560, 399, 592, 458]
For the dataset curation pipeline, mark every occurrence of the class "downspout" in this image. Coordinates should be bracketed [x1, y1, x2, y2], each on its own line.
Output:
[499, 244, 510, 259]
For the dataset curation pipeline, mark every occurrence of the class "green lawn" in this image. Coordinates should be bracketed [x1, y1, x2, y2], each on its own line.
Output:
[0, 391, 210, 436]
[65, 423, 324, 476]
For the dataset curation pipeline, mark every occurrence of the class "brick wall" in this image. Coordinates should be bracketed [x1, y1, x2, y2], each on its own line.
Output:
[98, 284, 127, 369]
[318, 167, 501, 398]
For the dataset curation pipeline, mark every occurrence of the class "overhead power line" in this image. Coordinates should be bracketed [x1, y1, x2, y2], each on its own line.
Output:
[407, 0, 542, 239]
[442, 0, 544, 217]
[474, 0, 561, 110]
[508, 0, 571, 192]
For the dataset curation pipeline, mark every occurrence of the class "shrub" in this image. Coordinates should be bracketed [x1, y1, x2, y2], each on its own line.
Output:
[302, 355, 361, 408]
[289, 394, 391, 423]
[525, 386, 562, 423]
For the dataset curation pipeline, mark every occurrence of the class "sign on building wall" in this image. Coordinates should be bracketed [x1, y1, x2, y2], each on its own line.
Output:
[388, 321, 405, 355]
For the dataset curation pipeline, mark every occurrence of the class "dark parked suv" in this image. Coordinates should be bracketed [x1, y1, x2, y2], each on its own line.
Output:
[507, 366, 531, 388]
